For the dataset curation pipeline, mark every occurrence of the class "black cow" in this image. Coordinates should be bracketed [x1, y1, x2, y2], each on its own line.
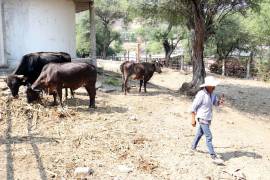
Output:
[26, 62, 97, 108]
[5, 52, 71, 97]
[120, 61, 162, 95]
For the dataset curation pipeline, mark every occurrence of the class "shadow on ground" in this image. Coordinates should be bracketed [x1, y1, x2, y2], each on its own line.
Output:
[0, 99, 59, 180]
[64, 97, 128, 114]
[219, 150, 262, 162]
[217, 83, 270, 119]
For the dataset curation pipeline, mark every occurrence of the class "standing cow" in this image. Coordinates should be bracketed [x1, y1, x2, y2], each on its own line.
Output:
[120, 61, 162, 95]
[5, 52, 71, 97]
[26, 62, 97, 108]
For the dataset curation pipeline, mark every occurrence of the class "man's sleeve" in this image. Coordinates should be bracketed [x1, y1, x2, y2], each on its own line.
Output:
[212, 94, 219, 106]
[191, 92, 203, 113]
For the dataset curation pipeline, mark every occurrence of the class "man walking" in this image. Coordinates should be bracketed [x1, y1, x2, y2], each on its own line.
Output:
[191, 76, 224, 164]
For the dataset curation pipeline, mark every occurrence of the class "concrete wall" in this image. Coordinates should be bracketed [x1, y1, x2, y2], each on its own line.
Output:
[97, 59, 123, 73]
[2, 0, 76, 67]
[0, 0, 6, 67]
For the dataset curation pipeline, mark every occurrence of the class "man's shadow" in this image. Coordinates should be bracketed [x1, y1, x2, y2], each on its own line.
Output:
[219, 150, 262, 162]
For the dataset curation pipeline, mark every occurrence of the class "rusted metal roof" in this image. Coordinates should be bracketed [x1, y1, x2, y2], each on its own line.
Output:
[74, 0, 93, 13]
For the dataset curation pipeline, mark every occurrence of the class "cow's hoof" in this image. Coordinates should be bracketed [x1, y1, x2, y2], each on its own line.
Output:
[49, 102, 58, 106]
[89, 105, 96, 109]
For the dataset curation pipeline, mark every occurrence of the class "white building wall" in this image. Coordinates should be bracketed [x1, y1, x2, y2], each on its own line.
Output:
[0, 0, 6, 67]
[3, 0, 76, 67]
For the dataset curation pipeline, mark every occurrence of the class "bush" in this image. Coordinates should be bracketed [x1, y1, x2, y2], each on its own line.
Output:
[257, 61, 270, 82]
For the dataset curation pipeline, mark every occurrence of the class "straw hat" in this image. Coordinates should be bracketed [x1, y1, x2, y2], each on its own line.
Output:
[200, 76, 220, 87]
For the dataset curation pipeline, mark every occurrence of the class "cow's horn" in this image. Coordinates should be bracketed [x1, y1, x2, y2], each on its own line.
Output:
[16, 75, 24, 79]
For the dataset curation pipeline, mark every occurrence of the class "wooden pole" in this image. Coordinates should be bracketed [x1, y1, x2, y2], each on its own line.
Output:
[89, 1, 96, 66]
[137, 43, 140, 63]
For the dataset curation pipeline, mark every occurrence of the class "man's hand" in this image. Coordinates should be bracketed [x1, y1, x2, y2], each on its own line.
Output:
[191, 112, 196, 127]
[218, 93, 225, 106]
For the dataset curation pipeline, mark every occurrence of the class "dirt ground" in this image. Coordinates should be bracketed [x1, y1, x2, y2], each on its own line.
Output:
[0, 68, 270, 180]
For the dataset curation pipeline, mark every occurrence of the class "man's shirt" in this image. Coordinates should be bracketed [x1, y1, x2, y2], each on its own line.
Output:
[191, 89, 218, 121]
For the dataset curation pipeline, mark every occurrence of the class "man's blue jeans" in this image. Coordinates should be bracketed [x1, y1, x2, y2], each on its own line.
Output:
[191, 122, 216, 156]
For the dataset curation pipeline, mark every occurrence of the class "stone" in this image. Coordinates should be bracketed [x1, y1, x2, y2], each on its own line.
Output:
[118, 165, 133, 173]
[95, 81, 102, 89]
[99, 86, 117, 93]
[129, 115, 138, 121]
[74, 167, 94, 177]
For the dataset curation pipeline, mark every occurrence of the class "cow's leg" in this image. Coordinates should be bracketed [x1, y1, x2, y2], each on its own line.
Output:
[57, 87, 63, 107]
[65, 88, 68, 100]
[144, 80, 147, 93]
[124, 75, 129, 95]
[70, 89, 74, 98]
[121, 73, 125, 92]
[85, 83, 96, 109]
[52, 93, 57, 106]
[139, 80, 143, 93]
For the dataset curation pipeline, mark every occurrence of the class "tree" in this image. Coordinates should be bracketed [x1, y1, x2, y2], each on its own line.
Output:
[131, 1, 185, 65]
[76, 11, 123, 58]
[133, 0, 261, 95]
[95, 0, 128, 58]
[135, 23, 186, 63]
[155, 24, 186, 66]
[213, 16, 250, 76]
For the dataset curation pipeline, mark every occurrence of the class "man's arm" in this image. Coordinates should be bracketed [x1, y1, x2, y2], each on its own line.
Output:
[191, 112, 196, 127]
[190, 91, 203, 127]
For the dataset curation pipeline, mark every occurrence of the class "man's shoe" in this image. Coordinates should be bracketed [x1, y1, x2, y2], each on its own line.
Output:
[212, 156, 224, 165]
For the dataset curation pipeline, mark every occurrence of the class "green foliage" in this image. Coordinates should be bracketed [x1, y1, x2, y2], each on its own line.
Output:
[76, 12, 90, 57]
[76, 3, 125, 57]
[213, 15, 251, 59]
[112, 41, 124, 54]
[104, 77, 121, 86]
[146, 41, 163, 54]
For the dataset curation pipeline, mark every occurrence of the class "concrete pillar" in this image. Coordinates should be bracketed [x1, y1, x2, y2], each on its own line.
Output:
[0, 0, 6, 67]
[89, 1, 96, 66]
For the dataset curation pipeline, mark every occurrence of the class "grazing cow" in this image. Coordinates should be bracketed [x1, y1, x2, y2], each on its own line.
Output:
[26, 62, 97, 108]
[120, 61, 162, 95]
[5, 52, 71, 97]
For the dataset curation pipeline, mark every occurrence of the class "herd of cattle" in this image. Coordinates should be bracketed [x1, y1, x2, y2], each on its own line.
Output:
[4, 52, 162, 108]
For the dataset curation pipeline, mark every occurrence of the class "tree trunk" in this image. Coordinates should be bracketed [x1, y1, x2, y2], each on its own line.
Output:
[222, 58, 225, 76]
[102, 44, 107, 59]
[163, 39, 173, 67]
[89, 2, 96, 66]
[180, 4, 206, 96]
[180, 56, 184, 71]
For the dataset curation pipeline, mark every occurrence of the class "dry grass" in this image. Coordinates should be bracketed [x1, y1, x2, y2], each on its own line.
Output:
[0, 69, 270, 179]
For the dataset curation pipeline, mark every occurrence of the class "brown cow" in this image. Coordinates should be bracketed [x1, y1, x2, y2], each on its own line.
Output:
[26, 62, 97, 108]
[120, 61, 162, 95]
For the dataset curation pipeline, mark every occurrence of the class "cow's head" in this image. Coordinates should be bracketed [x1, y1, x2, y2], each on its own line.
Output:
[26, 86, 41, 103]
[6, 75, 27, 98]
[153, 61, 162, 73]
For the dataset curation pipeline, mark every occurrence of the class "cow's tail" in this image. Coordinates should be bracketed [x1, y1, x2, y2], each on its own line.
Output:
[120, 62, 124, 73]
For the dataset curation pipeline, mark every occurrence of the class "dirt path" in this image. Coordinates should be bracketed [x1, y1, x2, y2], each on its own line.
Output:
[0, 68, 270, 179]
